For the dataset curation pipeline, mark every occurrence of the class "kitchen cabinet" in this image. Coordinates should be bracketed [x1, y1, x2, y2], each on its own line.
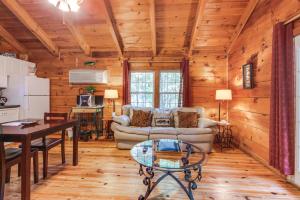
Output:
[0, 55, 36, 103]
[0, 55, 35, 77]
[0, 107, 20, 123]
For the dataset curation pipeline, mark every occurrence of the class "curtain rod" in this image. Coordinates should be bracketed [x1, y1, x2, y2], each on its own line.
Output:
[284, 13, 300, 25]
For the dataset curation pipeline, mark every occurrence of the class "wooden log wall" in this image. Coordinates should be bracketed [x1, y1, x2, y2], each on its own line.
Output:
[34, 52, 227, 118]
[35, 54, 123, 117]
[228, 0, 300, 163]
[190, 53, 228, 120]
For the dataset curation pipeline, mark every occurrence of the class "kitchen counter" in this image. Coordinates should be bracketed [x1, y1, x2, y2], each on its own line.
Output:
[0, 105, 20, 109]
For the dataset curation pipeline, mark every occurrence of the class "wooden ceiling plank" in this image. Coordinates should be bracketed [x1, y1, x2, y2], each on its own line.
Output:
[149, 0, 157, 56]
[99, 0, 124, 57]
[64, 17, 91, 56]
[188, 0, 207, 57]
[227, 0, 259, 53]
[1, 0, 59, 56]
[0, 25, 27, 53]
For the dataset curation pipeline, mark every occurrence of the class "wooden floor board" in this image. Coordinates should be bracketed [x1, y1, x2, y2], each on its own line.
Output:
[4, 140, 300, 200]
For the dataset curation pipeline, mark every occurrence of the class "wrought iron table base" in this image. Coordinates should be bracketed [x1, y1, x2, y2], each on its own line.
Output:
[138, 164, 202, 200]
[75, 112, 103, 140]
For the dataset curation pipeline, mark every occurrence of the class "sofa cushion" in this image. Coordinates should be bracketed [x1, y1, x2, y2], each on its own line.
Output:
[131, 110, 152, 127]
[150, 127, 178, 135]
[149, 134, 178, 140]
[172, 107, 205, 128]
[177, 111, 198, 128]
[114, 131, 149, 142]
[177, 135, 214, 152]
[176, 128, 212, 135]
[115, 125, 151, 136]
[151, 109, 173, 127]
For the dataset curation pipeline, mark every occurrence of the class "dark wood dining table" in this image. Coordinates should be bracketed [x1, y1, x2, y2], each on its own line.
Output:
[0, 119, 79, 200]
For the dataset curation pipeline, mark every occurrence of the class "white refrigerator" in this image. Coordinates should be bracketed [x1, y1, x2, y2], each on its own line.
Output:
[4, 75, 50, 119]
[23, 76, 50, 119]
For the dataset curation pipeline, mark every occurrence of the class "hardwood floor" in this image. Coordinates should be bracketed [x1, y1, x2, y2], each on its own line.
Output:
[4, 139, 300, 200]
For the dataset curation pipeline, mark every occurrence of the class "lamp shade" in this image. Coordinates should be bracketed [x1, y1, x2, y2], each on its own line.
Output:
[104, 89, 119, 99]
[216, 89, 232, 100]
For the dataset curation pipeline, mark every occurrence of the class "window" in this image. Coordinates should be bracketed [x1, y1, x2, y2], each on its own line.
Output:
[160, 71, 181, 109]
[130, 70, 182, 108]
[130, 72, 154, 107]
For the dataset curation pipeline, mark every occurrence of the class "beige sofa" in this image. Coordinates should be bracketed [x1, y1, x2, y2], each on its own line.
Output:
[111, 105, 218, 152]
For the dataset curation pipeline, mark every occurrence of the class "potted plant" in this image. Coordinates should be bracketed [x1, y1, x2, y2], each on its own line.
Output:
[85, 86, 96, 95]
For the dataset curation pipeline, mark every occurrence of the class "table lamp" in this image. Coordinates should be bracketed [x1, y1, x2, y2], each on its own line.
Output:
[104, 89, 119, 116]
[215, 89, 232, 121]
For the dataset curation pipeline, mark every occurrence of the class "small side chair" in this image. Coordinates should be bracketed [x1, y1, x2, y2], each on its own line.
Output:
[0, 127, 39, 199]
[26, 113, 68, 179]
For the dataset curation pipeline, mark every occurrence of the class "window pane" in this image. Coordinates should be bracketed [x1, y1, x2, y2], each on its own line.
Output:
[145, 82, 153, 92]
[130, 82, 137, 92]
[130, 72, 154, 107]
[131, 94, 138, 103]
[159, 71, 182, 109]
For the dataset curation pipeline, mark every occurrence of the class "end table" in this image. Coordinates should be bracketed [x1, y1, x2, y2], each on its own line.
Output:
[103, 118, 113, 139]
[216, 123, 234, 151]
[71, 106, 104, 140]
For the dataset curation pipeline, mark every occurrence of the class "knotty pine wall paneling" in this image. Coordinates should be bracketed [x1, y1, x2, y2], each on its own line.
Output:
[190, 53, 228, 120]
[34, 52, 227, 120]
[228, 0, 300, 162]
[35, 54, 123, 117]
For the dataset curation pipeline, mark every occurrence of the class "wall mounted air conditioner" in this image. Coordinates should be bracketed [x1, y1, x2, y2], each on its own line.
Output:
[69, 69, 108, 84]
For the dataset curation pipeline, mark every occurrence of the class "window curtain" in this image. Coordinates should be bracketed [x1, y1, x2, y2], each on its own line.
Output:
[179, 59, 191, 107]
[122, 60, 130, 105]
[269, 22, 295, 175]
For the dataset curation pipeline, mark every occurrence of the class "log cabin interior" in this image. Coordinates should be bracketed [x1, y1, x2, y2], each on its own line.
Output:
[0, 0, 300, 199]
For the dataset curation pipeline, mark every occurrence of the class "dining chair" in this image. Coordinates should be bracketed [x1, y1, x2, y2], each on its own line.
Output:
[0, 146, 39, 199]
[5, 148, 39, 184]
[0, 127, 39, 200]
[28, 113, 68, 179]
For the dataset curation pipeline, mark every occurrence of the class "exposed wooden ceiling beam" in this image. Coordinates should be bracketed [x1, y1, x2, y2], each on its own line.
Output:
[188, 0, 207, 57]
[64, 17, 91, 56]
[129, 60, 181, 63]
[1, 0, 59, 56]
[0, 25, 27, 53]
[98, 0, 124, 57]
[284, 12, 300, 25]
[149, 0, 157, 56]
[227, 0, 259, 53]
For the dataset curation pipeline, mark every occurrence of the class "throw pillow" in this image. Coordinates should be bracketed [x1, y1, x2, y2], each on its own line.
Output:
[129, 107, 153, 120]
[172, 107, 205, 128]
[151, 109, 172, 127]
[177, 111, 198, 128]
[131, 110, 152, 127]
[154, 117, 171, 127]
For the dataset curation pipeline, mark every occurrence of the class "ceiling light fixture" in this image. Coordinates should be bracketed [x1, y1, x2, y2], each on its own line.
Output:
[48, 0, 84, 12]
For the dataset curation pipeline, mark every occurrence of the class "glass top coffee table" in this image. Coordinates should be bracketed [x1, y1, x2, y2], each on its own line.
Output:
[130, 139, 206, 200]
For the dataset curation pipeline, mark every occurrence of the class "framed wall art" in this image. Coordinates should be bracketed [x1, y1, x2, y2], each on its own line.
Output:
[242, 63, 254, 89]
